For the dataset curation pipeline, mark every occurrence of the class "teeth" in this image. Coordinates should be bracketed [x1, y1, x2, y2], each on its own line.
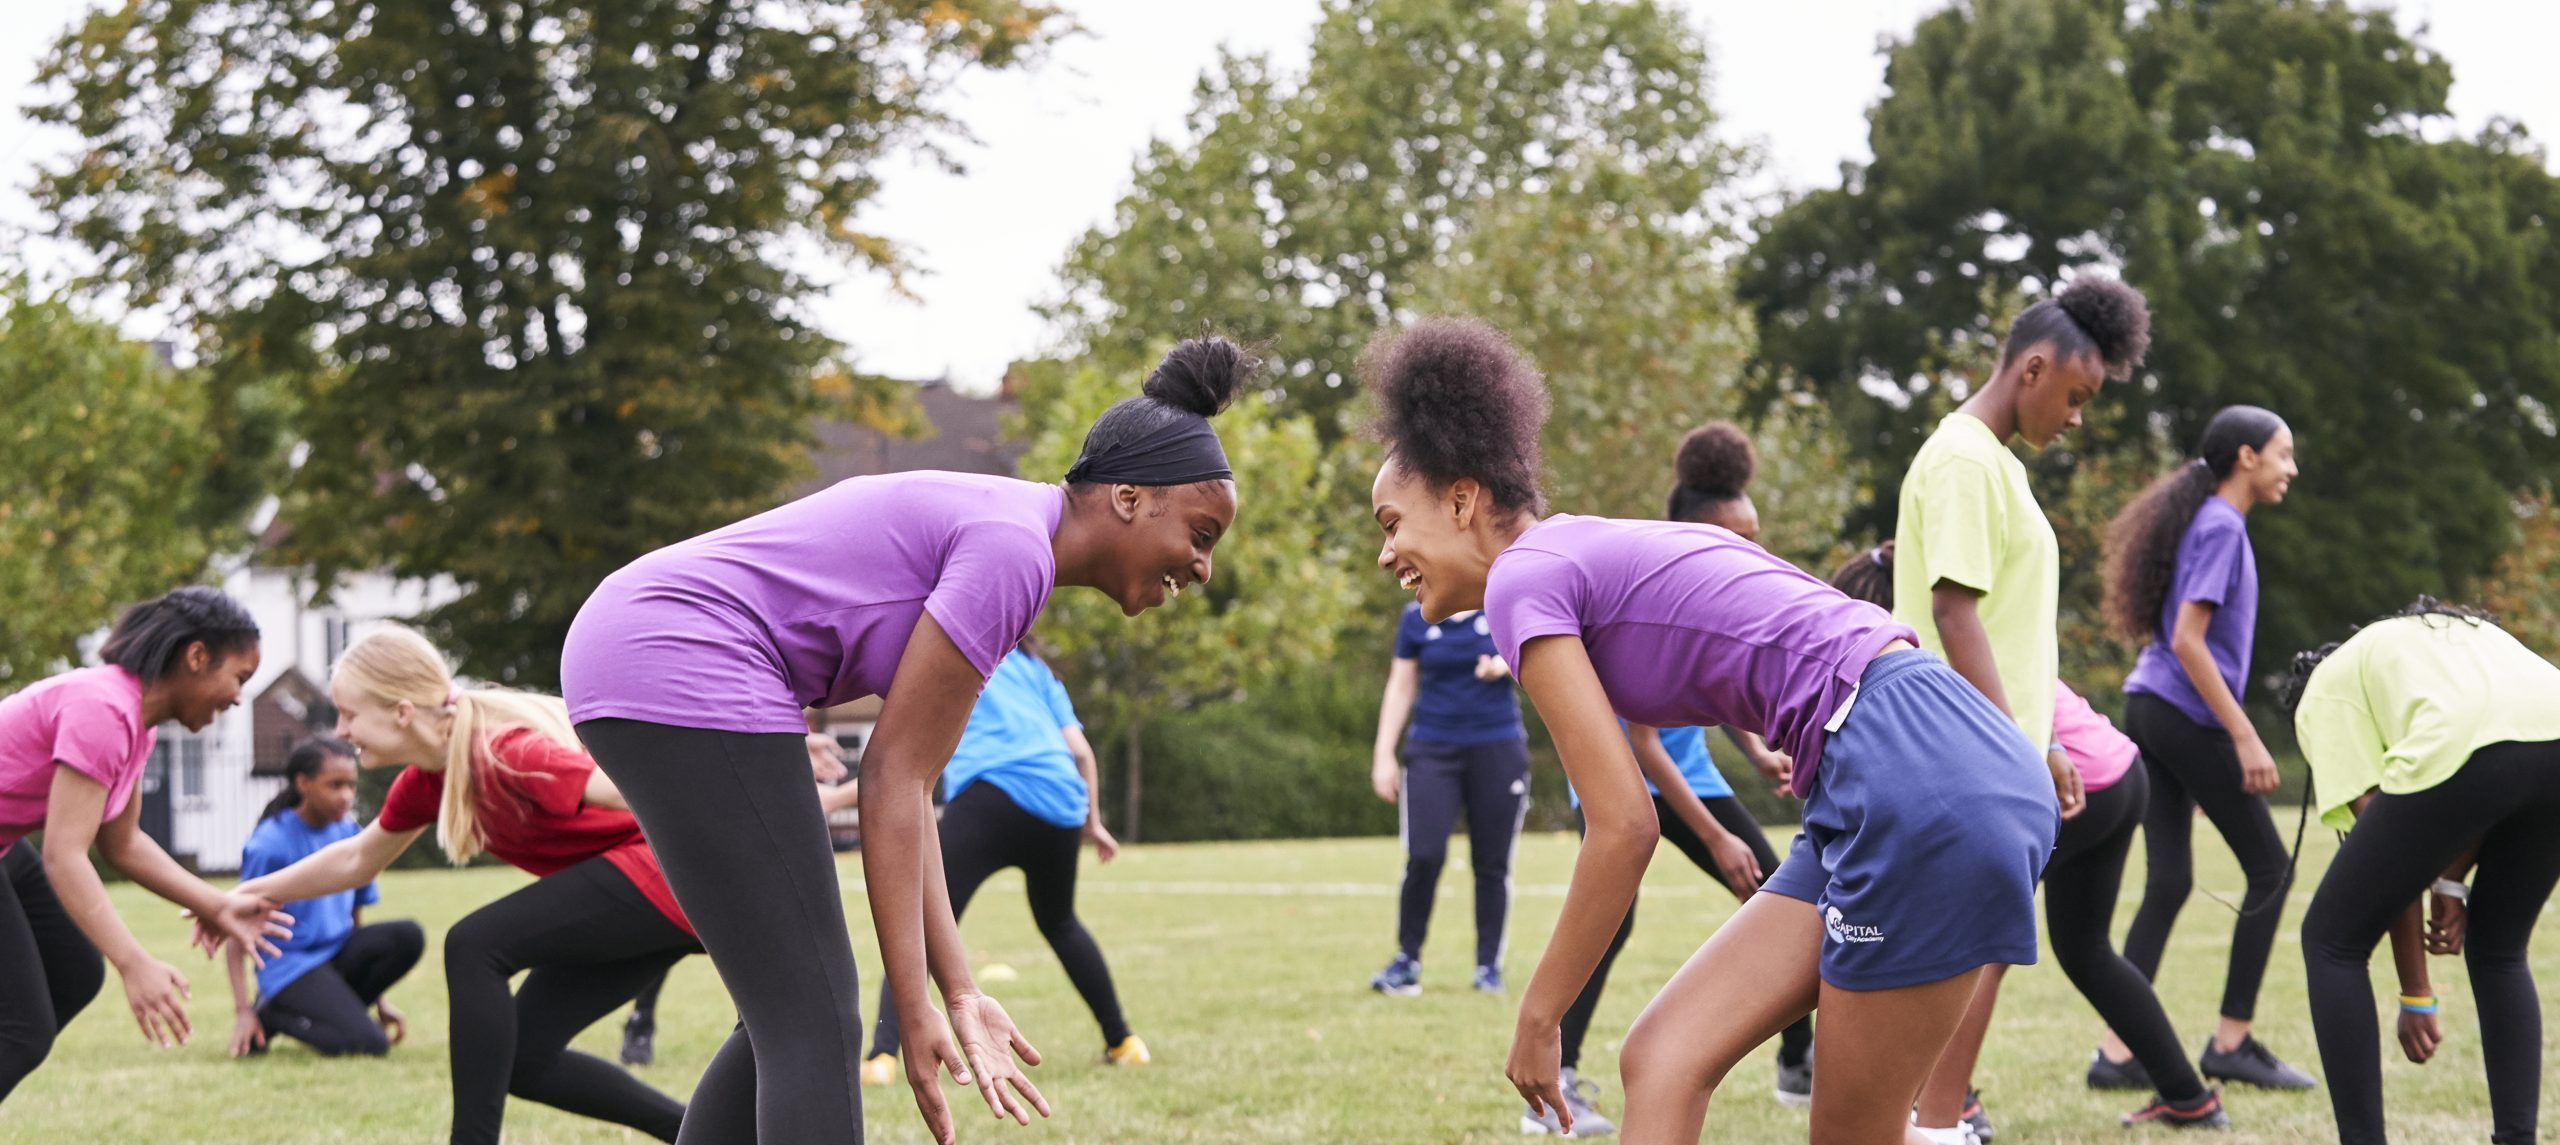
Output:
[1398, 569, 1421, 590]
[1163, 574, 1181, 598]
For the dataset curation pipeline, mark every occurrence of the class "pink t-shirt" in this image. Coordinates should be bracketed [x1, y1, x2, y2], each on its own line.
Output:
[562, 473, 1065, 734]
[0, 667, 158, 851]
[2052, 683, 2137, 793]
[1482, 516, 1916, 797]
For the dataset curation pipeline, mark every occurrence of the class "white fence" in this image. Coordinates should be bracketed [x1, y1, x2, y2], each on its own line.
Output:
[144, 739, 286, 875]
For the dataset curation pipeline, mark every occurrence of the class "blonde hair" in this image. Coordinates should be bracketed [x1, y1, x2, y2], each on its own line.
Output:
[329, 625, 583, 865]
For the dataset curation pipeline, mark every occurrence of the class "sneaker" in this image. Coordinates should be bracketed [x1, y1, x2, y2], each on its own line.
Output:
[1910, 1124, 1979, 1145]
[1773, 1049, 1812, 1108]
[2198, 1035, 2316, 1090]
[2123, 1089, 2232, 1129]
[860, 1052, 899, 1087]
[2087, 1048, 2155, 1091]
[618, 1012, 655, 1066]
[1519, 1067, 1617, 1136]
[1960, 1090, 1994, 1143]
[1474, 965, 1504, 994]
[1105, 1034, 1152, 1066]
[1370, 952, 1422, 997]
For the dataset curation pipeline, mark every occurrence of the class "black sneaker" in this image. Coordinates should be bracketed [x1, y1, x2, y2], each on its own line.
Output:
[620, 1011, 655, 1066]
[2087, 1048, 2155, 1091]
[2198, 1035, 2315, 1090]
[1960, 1089, 1994, 1143]
[1773, 1047, 1812, 1108]
[2122, 1089, 2232, 1129]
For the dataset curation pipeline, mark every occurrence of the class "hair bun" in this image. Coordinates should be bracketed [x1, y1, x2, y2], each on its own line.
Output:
[1673, 422, 1756, 499]
[2055, 277, 2153, 375]
[1143, 337, 1256, 418]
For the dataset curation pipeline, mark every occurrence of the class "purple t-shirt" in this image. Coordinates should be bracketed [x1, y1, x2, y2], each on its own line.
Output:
[1481, 516, 1917, 797]
[562, 473, 1064, 734]
[2123, 496, 2257, 727]
[0, 666, 157, 852]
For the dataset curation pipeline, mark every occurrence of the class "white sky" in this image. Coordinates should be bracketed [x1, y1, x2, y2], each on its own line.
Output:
[1, 1, 2552, 389]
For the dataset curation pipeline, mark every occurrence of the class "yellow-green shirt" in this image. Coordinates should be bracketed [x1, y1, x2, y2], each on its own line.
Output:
[1893, 412, 2059, 746]
[2294, 615, 2560, 831]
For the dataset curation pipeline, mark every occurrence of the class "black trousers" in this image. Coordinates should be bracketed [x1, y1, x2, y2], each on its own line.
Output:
[1558, 794, 1812, 1071]
[259, 919, 426, 1056]
[579, 718, 865, 1145]
[867, 781, 1130, 1058]
[0, 842, 104, 1103]
[1397, 737, 1530, 968]
[2301, 740, 2560, 1145]
[2044, 764, 2206, 1102]
[2120, 692, 2292, 1021]
[444, 854, 696, 1145]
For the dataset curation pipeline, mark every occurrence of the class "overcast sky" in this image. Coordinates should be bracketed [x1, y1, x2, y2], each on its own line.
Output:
[2, 1, 2552, 389]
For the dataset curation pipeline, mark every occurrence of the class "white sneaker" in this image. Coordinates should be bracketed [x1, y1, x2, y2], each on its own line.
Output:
[1519, 1068, 1618, 1136]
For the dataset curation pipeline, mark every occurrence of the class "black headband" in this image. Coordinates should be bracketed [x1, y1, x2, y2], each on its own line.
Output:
[1064, 413, 1233, 486]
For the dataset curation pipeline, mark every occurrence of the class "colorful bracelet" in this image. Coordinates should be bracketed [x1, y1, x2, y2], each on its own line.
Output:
[2398, 994, 2438, 1014]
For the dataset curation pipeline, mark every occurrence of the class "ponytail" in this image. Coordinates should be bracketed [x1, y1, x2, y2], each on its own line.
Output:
[2101, 406, 2289, 643]
[258, 735, 355, 822]
[329, 626, 580, 865]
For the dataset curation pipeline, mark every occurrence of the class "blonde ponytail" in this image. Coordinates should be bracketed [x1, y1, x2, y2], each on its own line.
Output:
[330, 626, 583, 865]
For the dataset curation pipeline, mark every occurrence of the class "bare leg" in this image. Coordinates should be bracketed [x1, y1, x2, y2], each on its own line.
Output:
[1812, 971, 1985, 1145]
[1913, 963, 2006, 1126]
[1616, 893, 1823, 1144]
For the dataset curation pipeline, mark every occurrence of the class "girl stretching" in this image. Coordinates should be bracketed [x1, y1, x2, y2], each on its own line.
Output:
[226, 627, 701, 1145]
[1366, 317, 2055, 1145]
[562, 339, 1250, 1145]
[0, 587, 291, 1100]
[2102, 405, 2313, 1091]
[2288, 601, 2560, 1145]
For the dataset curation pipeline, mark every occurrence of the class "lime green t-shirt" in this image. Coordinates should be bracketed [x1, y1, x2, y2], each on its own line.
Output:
[1892, 412, 2059, 745]
[2293, 614, 2560, 831]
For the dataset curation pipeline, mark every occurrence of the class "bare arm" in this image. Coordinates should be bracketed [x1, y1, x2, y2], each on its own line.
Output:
[2169, 601, 2277, 794]
[1929, 583, 2012, 718]
[582, 766, 631, 812]
[236, 821, 424, 905]
[47, 768, 220, 970]
[1063, 726, 1118, 863]
[1720, 727, 1792, 791]
[1629, 724, 1760, 896]
[1371, 657, 1420, 802]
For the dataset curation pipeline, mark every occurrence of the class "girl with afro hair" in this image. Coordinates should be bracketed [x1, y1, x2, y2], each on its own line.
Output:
[1365, 317, 2055, 1145]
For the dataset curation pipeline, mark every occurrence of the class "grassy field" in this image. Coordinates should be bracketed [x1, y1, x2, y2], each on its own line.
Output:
[6, 824, 2540, 1143]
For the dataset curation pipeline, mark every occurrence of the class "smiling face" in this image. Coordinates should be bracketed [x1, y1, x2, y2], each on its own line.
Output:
[161, 645, 261, 732]
[295, 751, 361, 823]
[328, 674, 441, 769]
[1095, 480, 1237, 617]
[2011, 345, 2109, 447]
[2237, 424, 2298, 504]
[1372, 460, 1495, 623]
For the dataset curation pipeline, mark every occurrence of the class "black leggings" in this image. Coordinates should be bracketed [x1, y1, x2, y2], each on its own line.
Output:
[579, 718, 865, 1145]
[1397, 737, 1530, 968]
[259, 919, 426, 1056]
[2301, 739, 2560, 1145]
[2120, 692, 2292, 1020]
[2044, 764, 2206, 1102]
[868, 782, 1130, 1058]
[1558, 794, 1812, 1071]
[445, 855, 695, 1145]
[0, 842, 104, 1103]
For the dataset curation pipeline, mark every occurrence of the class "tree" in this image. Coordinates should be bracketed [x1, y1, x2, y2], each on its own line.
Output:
[1010, 360, 1373, 839]
[2479, 488, 2560, 659]
[32, 0, 1063, 684]
[0, 285, 260, 683]
[1741, 0, 2560, 666]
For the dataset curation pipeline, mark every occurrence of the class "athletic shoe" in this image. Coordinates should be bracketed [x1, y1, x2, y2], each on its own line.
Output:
[2087, 1048, 2155, 1091]
[619, 1012, 654, 1067]
[1773, 1049, 1812, 1108]
[1960, 1090, 1994, 1143]
[2198, 1036, 2317, 1090]
[1519, 1067, 1617, 1136]
[860, 1053, 899, 1087]
[1474, 965, 1504, 994]
[1909, 1124, 1980, 1145]
[1370, 952, 1422, 997]
[1105, 1035, 1152, 1066]
[2122, 1089, 2232, 1129]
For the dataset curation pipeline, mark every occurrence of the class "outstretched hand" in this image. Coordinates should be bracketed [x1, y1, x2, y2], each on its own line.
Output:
[188, 894, 294, 966]
[950, 992, 1049, 1127]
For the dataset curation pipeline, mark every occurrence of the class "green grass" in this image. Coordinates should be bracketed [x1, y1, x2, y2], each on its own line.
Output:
[8, 825, 2543, 1143]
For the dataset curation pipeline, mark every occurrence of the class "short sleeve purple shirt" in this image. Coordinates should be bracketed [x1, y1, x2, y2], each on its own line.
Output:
[563, 473, 1064, 734]
[1481, 516, 1916, 797]
[2123, 497, 2258, 726]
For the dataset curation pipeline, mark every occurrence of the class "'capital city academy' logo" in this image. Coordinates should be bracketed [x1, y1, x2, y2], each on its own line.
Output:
[1824, 905, 1885, 945]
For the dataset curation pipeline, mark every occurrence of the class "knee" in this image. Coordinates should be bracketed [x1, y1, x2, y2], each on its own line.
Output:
[1620, 1011, 1731, 1096]
[2242, 857, 2293, 892]
[1032, 909, 1083, 944]
[0, 1028, 55, 1081]
[443, 913, 511, 980]
[1404, 849, 1447, 878]
[319, 1024, 392, 1058]
[382, 918, 428, 958]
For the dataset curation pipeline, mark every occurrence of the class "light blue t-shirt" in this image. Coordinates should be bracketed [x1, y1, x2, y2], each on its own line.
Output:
[1573, 724, 1737, 807]
[943, 650, 1089, 829]
[238, 811, 378, 1001]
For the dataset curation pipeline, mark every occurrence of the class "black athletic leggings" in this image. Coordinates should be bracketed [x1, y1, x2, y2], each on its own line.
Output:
[579, 718, 865, 1145]
[2301, 739, 2560, 1145]
[0, 842, 104, 1102]
[868, 781, 1129, 1058]
[2120, 692, 2292, 1021]
[1397, 737, 1530, 968]
[446, 854, 695, 1145]
[2043, 764, 2207, 1102]
[260, 919, 426, 1056]
[1558, 794, 1812, 1071]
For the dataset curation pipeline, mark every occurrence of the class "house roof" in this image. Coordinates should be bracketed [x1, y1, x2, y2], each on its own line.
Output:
[796, 378, 1025, 497]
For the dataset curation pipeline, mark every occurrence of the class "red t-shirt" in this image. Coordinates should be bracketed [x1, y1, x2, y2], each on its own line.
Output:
[377, 727, 691, 935]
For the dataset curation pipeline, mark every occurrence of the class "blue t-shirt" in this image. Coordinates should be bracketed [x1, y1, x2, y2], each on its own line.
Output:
[2123, 496, 2258, 727]
[237, 811, 377, 1001]
[1572, 724, 1737, 808]
[943, 650, 1089, 829]
[1393, 604, 1525, 746]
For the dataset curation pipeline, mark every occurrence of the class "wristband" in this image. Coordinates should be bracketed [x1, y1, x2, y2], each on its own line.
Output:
[2397, 994, 2437, 1014]
[2432, 878, 2470, 904]
[2047, 742, 2067, 758]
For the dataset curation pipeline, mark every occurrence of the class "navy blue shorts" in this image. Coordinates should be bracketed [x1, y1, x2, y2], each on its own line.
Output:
[1762, 650, 2057, 990]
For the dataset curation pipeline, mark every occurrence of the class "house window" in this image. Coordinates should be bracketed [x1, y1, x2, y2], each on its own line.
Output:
[179, 738, 205, 798]
[324, 617, 353, 670]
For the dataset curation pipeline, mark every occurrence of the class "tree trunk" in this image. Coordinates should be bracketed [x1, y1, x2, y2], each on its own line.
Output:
[1121, 716, 1145, 843]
